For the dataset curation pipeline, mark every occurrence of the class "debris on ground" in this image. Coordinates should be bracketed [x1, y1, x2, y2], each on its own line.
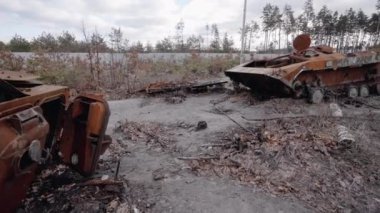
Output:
[145, 81, 191, 94]
[175, 121, 195, 129]
[336, 125, 355, 148]
[186, 117, 380, 213]
[19, 92, 380, 213]
[228, 89, 260, 105]
[143, 80, 228, 94]
[114, 120, 175, 149]
[195, 121, 208, 131]
[163, 92, 187, 104]
[20, 164, 128, 213]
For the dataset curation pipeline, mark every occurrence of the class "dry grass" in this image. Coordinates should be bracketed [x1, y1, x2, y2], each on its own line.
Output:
[0, 51, 238, 100]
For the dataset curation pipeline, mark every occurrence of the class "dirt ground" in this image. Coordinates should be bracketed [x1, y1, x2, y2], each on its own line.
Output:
[21, 84, 380, 213]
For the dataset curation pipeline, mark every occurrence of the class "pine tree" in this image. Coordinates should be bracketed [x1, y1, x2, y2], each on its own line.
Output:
[222, 32, 234, 52]
[283, 4, 296, 50]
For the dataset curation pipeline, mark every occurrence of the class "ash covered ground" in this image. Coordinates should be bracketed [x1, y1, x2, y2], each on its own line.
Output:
[21, 85, 380, 213]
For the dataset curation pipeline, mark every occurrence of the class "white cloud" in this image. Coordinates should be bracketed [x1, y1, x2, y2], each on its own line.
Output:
[0, 0, 377, 47]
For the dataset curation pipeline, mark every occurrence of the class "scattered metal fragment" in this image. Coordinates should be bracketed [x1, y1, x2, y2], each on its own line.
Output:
[115, 159, 121, 181]
[336, 125, 355, 148]
[213, 106, 253, 134]
[144, 80, 227, 94]
[329, 103, 343, 117]
[0, 70, 111, 211]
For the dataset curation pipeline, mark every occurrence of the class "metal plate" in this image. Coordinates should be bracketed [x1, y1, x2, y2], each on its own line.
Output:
[293, 34, 311, 52]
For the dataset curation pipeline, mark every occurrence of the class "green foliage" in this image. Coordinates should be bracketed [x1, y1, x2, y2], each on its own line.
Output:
[57, 31, 80, 52]
[8, 34, 31, 52]
[186, 35, 204, 52]
[3, 0, 380, 54]
[129, 41, 144, 53]
[259, 0, 380, 52]
[109, 27, 128, 52]
[155, 37, 174, 52]
[145, 42, 153, 53]
[222, 33, 234, 52]
[31, 32, 58, 52]
[0, 41, 6, 51]
[210, 24, 221, 52]
[283, 4, 296, 35]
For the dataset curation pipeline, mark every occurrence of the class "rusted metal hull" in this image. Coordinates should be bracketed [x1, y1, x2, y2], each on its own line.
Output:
[225, 71, 292, 96]
[225, 35, 380, 100]
[226, 62, 380, 95]
[0, 71, 111, 211]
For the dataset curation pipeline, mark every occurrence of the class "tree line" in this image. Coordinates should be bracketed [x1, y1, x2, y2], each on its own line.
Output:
[244, 0, 380, 53]
[0, 21, 235, 53]
[1, 0, 380, 53]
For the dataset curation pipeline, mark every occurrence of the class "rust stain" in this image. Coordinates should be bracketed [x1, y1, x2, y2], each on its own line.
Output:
[0, 71, 111, 212]
[225, 34, 380, 97]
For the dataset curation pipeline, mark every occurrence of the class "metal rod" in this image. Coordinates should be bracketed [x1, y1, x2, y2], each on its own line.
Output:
[114, 159, 121, 180]
[240, 0, 247, 64]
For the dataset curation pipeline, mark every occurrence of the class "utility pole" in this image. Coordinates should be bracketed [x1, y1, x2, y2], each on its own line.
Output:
[240, 0, 247, 64]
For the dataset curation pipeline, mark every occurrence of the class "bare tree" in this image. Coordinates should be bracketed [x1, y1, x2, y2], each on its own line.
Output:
[81, 22, 96, 85]
[81, 22, 107, 89]
[174, 20, 185, 52]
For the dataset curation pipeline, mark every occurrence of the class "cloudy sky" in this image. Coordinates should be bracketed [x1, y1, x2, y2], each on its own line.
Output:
[0, 0, 377, 46]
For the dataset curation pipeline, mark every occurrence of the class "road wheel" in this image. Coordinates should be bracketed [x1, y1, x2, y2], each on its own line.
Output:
[347, 86, 358, 98]
[359, 85, 369, 97]
[292, 81, 304, 98]
[232, 81, 241, 92]
[308, 87, 324, 104]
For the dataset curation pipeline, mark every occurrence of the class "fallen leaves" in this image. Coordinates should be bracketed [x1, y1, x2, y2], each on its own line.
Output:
[186, 117, 380, 212]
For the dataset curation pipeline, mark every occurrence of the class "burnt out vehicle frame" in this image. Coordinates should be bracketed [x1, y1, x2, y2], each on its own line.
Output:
[225, 34, 380, 103]
[0, 70, 111, 212]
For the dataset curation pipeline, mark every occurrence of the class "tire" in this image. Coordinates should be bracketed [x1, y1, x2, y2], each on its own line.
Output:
[308, 88, 324, 104]
[359, 85, 369, 97]
[292, 81, 304, 98]
[347, 87, 358, 98]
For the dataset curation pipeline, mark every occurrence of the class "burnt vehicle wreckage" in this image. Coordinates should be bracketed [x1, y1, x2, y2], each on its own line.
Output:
[1, 34, 380, 212]
[225, 34, 380, 103]
[0, 70, 111, 212]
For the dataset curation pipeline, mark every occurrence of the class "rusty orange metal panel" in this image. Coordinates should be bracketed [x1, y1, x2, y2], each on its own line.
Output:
[58, 94, 110, 176]
[0, 107, 49, 212]
[225, 34, 380, 97]
[0, 71, 111, 211]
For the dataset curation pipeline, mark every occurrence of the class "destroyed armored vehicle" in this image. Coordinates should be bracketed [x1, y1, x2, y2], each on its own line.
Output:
[225, 34, 380, 103]
[0, 70, 111, 212]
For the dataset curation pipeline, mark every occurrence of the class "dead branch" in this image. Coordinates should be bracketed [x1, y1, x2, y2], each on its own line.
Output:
[213, 106, 256, 135]
[177, 155, 219, 160]
[200, 143, 234, 147]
